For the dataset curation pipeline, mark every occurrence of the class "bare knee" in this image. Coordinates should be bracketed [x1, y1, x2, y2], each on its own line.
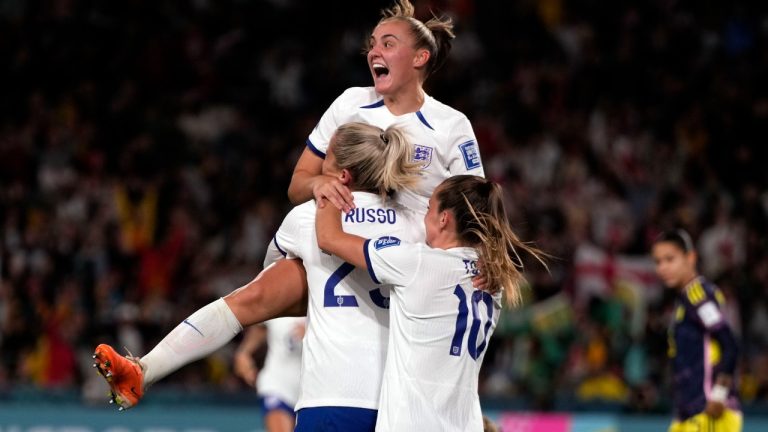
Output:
[223, 278, 268, 327]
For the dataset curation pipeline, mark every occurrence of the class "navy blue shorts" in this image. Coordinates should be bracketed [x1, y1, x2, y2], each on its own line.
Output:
[294, 406, 377, 432]
[259, 395, 295, 417]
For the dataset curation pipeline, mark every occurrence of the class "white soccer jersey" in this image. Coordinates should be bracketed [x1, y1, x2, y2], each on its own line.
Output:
[307, 87, 485, 214]
[271, 192, 422, 411]
[363, 239, 501, 432]
[256, 317, 305, 407]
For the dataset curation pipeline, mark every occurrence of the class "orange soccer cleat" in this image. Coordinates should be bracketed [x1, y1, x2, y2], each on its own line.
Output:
[92, 344, 144, 410]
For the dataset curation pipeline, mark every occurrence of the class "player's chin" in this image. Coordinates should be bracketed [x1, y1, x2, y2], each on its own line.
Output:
[374, 84, 388, 94]
[661, 277, 678, 288]
[373, 76, 393, 94]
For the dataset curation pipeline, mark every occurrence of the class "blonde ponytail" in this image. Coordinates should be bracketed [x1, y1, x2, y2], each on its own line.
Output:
[332, 122, 421, 199]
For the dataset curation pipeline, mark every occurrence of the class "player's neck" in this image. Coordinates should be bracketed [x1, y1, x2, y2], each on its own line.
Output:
[679, 274, 700, 291]
[428, 232, 462, 250]
[383, 86, 425, 116]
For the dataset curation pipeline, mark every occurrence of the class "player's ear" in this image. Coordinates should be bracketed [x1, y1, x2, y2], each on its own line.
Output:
[413, 49, 430, 68]
[687, 250, 698, 267]
[339, 168, 353, 186]
[439, 210, 450, 229]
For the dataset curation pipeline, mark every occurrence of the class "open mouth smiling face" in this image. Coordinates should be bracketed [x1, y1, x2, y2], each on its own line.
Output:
[371, 61, 391, 85]
[368, 20, 415, 92]
[372, 62, 390, 78]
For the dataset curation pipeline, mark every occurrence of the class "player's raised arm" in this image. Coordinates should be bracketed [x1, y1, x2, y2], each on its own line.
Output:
[315, 201, 367, 269]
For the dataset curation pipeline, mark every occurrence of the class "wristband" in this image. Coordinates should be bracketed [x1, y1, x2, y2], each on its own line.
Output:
[710, 384, 729, 403]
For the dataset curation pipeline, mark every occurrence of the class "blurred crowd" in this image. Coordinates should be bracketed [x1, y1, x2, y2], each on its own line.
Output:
[1, 0, 767, 413]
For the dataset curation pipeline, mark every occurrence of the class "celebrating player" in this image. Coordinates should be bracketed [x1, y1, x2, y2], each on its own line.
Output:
[290, 0, 483, 216]
[233, 318, 305, 432]
[272, 122, 423, 430]
[651, 230, 742, 432]
[93, 122, 421, 423]
[224, 0, 485, 336]
[92, 0, 485, 412]
[315, 174, 545, 431]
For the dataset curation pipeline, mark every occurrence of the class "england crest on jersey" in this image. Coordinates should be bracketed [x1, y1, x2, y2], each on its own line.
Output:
[413, 144, 433, 169]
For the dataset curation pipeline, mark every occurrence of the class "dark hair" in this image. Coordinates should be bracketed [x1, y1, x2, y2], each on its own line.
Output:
[435, 175, 547, 306]
[653, 229, 695, 253]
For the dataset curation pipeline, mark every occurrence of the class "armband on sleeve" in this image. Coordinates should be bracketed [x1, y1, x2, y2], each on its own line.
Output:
[710, 384, 729, 403]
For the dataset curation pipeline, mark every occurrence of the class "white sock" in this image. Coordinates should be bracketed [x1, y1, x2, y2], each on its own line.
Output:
[140, 298, 243, 387]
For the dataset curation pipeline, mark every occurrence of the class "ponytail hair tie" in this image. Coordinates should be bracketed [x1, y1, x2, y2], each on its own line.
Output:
[380, 132, 389, 144]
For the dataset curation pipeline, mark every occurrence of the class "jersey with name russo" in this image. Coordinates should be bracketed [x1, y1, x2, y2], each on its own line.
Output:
[257, 317, 305, 407]
[670, 277, 740, 419]
[363, 239, 501, 432]
[307, 87, 485, 215]
[271, 192, 422, 411]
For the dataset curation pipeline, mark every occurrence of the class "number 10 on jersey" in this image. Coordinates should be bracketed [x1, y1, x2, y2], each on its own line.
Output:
[450, 286, 494, 360]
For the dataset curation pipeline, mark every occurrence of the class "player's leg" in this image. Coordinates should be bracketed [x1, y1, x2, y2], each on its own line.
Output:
[667, 419, 678, 432]
[714, 408, 743, 432]
[224, 258, 308, 326]
[668, 416, 698, 432]
[482, 415, 499, 432]
[144, 258, 307, 383]
[669, 410, 744, 432]
[260, 396, 297, 432]
[265, 410, 296, 432]
[94, 259, 308, 410]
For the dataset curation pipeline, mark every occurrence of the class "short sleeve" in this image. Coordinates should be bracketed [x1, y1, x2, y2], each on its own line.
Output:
[447, 116, 485, 177]
[363, 236, 421, 286]
[271, 207, 303, 260]
[306, 88, 357, 158]
[263, 238, 285, 268]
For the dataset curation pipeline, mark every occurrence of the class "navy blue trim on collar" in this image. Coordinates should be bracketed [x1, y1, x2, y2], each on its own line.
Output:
[306, 139, 326, 159]
[416, 111, 434, 130]
[360, 99, 385, 109]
